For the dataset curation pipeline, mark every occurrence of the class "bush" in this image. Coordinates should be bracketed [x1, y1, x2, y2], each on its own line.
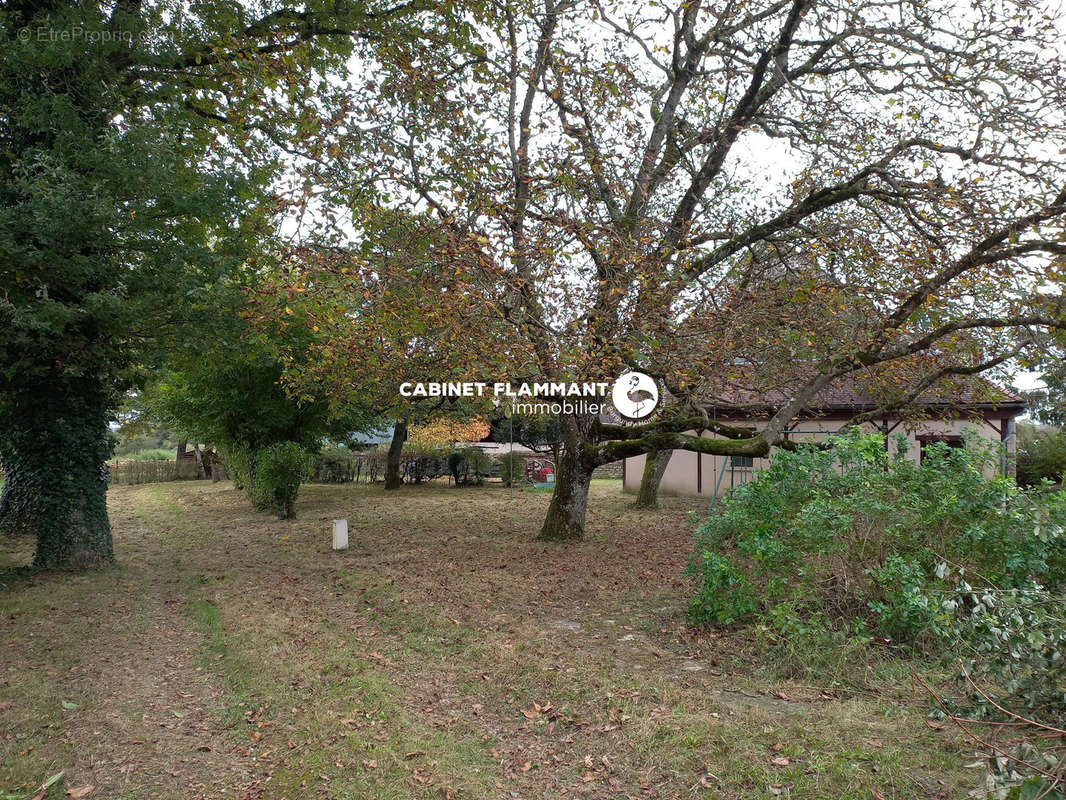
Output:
[402, 448, 448, 483]
[222, 444, 253, 491]
[945, 583, 1066, 723]
[249, 442, 311, 519]
[1017, 424, 1066, 487]
[687, 430, 1066, 651]
[311, 445, 356, 483]
[446, 447, 494, 485]
[497, 452, 525, 487]
[689, 430, 1066, 800]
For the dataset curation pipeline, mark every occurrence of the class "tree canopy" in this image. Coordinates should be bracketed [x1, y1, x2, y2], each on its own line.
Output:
[0, 0, 454, 565]
[3, 0, 1065, 560]
[262, 0, 1066, 538]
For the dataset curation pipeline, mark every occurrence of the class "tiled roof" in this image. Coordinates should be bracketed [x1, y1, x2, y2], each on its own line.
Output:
[694, 372, 1024, 413]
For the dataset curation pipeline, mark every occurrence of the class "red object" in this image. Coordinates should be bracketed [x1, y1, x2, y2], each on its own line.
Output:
[535, 467, 554, 482]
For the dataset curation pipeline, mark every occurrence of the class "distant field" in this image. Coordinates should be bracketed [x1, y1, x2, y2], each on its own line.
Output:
[1, 481, 973, 799]
[114, 448, 176, 461]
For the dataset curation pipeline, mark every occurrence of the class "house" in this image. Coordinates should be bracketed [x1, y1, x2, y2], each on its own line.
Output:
[621, 375, 1026, 498]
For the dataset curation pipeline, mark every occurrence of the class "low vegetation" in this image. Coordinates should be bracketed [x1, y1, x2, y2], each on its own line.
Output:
[688, 431, 1066, 795]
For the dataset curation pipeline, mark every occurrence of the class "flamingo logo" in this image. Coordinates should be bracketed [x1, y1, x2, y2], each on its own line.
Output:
[611, 371, 659, 420]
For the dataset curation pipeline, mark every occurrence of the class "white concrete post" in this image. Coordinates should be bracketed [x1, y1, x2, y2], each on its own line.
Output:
[332, 519, 348, 550]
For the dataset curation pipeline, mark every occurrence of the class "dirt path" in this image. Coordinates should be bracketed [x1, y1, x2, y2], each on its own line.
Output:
[1, 484, 267, 799]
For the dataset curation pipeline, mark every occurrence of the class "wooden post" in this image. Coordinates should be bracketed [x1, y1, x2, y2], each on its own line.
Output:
[332, 519, 348, 550]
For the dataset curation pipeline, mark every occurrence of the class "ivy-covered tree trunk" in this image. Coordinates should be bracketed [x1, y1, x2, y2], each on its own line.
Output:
[634, 448, 672, 509]
[0, 461, 31, 537]
[384, 419, 407, 490]
[0, 379, 115, 569]
[539, 417, 595, 541]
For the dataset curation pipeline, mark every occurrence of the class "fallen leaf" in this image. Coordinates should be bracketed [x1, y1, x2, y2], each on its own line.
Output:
[67, 787, 94, 799]
[771, 757, 790, 766]
[31, 771, 64, 800]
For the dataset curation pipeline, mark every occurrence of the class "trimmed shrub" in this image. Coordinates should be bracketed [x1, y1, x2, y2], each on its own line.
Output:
[497, 452, 525, 487]
[223, 444, 253, 491]
[249, 442, 311, 519]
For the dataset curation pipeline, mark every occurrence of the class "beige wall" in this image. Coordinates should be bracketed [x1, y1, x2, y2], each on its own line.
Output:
[622, 416, 1014, 498]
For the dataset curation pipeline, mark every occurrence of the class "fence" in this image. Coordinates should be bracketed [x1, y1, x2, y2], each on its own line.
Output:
[108, 459, 201, 485]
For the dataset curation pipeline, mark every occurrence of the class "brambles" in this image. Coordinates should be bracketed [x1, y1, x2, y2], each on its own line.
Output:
[687, 430, 1066, 647]
[688, 430, 1066, 792]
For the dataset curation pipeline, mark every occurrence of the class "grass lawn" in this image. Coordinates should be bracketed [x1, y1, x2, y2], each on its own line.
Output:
[1, 480, 975, 799]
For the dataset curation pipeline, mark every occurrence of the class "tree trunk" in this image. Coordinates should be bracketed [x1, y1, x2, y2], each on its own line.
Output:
[0, 379, 115, 569]
[539, 417, 595, 540]
[539, 444, 594, 540]
[0, 462, 31, 537]
[384, 419, 407, 490]
[634, 448, 672, 509]
[176, 440, 187, 464]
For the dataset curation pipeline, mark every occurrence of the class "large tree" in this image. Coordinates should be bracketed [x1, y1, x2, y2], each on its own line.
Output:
[0, 0, 442, 567]
[306, 0, 1066, 539]
[252, 210, 520, 489]
[148, 281, 375, 516]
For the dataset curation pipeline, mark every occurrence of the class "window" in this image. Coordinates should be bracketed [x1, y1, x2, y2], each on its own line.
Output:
[917, 435, 963, 463]
[730, 454, 754, 468]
